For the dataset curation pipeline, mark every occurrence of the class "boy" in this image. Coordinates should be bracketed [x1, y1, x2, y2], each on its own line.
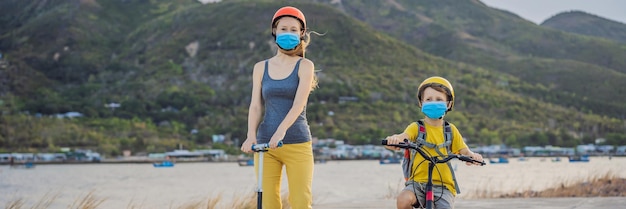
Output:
[385, 76, 484, 209]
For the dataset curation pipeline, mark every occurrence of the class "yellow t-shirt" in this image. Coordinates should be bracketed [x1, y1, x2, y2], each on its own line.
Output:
[404, 121, 467, 195]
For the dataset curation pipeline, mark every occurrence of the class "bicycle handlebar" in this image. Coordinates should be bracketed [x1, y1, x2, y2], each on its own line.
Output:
[382, 139, 485, 165]
[251, 141, 283, 152]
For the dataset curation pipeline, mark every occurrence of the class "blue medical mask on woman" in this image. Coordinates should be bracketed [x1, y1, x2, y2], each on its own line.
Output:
[275, 33, 300, 50]
[421, 101, 448, 119]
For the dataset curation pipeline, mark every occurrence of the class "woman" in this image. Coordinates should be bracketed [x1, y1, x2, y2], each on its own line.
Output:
[240, 6, 317, 209]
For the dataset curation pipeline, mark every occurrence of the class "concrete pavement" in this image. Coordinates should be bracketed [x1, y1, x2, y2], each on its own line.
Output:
[314, 197, 626, 209]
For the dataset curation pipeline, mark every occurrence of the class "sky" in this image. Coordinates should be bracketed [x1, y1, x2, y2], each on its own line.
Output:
[480, 0, 626, 24]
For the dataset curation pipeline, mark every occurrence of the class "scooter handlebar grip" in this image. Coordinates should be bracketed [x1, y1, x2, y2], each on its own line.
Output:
[251, 141, 283, 151]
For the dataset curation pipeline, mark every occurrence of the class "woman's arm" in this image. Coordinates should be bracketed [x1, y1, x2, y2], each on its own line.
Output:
[241, 61, 265, 153]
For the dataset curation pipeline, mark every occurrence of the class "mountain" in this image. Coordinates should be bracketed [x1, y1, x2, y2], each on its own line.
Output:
[312, 0, 626, 117]
[541, 11, 626, 43]
[0, 0, 624, 155]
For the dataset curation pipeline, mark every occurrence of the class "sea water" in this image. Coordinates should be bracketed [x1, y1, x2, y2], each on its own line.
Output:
[1, 157, 624, 208]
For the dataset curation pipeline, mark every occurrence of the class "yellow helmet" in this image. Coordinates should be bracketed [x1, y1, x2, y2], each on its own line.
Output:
[417, 76, 455, 111]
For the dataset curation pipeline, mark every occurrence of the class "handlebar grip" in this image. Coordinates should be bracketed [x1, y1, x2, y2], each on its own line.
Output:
[458, 155, 486, 166]
[382, 139, 409, 145]
[251, 141, 283, 152]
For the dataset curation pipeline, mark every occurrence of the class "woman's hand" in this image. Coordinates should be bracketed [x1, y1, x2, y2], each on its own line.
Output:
[269, 132, 285, 149]
[240, 138, 257, 153]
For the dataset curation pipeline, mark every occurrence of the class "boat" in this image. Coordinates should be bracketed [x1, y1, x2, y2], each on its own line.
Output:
[10, 161, 35, 169]
[379, 157, 401, 164]
[489, 157, 509, 164]
[568, 155, 590, 162]
[237, 159, 254, 166]
[153, 160, 174, 167]
[314, 158, 328, 164]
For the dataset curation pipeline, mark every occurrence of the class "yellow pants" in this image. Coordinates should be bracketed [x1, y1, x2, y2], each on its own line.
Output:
[254, 141, 314, 209]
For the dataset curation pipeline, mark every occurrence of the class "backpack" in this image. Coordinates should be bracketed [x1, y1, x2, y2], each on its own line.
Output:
[401, 119, 461, 194]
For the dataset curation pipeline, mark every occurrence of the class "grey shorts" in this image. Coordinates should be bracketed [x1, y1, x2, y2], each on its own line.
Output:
[403, 181, 455, 209]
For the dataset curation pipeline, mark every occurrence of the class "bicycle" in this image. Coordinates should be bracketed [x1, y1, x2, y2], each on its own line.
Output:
[251, 141, 283, 209]
[382, 139, 485, 209]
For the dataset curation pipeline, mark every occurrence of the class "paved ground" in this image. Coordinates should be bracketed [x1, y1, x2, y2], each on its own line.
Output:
[314, 197, 626, 209]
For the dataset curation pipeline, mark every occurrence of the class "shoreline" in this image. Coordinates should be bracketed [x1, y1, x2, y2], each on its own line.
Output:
[0, 158, 230, 165]
[1, 155, 622, 165]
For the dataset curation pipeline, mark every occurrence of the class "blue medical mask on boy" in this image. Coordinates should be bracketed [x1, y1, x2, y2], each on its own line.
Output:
[275, 33, 300, 50]
[421, 101, 448, 119]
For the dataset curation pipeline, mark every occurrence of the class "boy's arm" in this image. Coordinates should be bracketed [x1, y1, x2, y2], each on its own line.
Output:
[450, 123, 483, 165]
[459, 148, 484, 165]
[385, 122, 417, 151]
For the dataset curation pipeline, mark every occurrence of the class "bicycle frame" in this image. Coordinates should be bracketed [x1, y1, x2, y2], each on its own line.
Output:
[251, 141, 283, 209]
[382, 139, 484, 209]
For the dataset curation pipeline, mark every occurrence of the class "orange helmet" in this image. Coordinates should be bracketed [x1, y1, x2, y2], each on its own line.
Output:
[272, 6, 306, 32]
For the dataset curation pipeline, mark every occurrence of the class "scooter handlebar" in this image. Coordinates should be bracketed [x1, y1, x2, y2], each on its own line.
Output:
[251, 141, 283, 152]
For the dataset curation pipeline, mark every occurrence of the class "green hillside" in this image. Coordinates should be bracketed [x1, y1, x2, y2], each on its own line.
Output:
[313, 0, 626, 118]
[0, 0, 624, 156]
[542, 11, 626, 43]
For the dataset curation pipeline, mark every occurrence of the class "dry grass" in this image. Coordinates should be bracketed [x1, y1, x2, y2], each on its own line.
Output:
[4, 192, 291, 209]
[498, 171, 626, 198]
[68, 191, 105, 209]
[5, 192, 59, 209]
[384, 179, 405, 199]
[471, 171, 626, 199]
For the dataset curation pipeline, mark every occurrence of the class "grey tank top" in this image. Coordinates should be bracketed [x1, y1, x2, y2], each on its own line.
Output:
[256, 59, 312, 144]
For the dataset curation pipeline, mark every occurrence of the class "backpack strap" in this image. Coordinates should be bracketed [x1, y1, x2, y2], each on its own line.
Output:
[415, 120, 451, 157]
[443, 121, 461, 194]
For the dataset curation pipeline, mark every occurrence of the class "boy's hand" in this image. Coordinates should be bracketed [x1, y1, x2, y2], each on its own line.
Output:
[384, 134, 406, 151]
[467, 152, 484, 166]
